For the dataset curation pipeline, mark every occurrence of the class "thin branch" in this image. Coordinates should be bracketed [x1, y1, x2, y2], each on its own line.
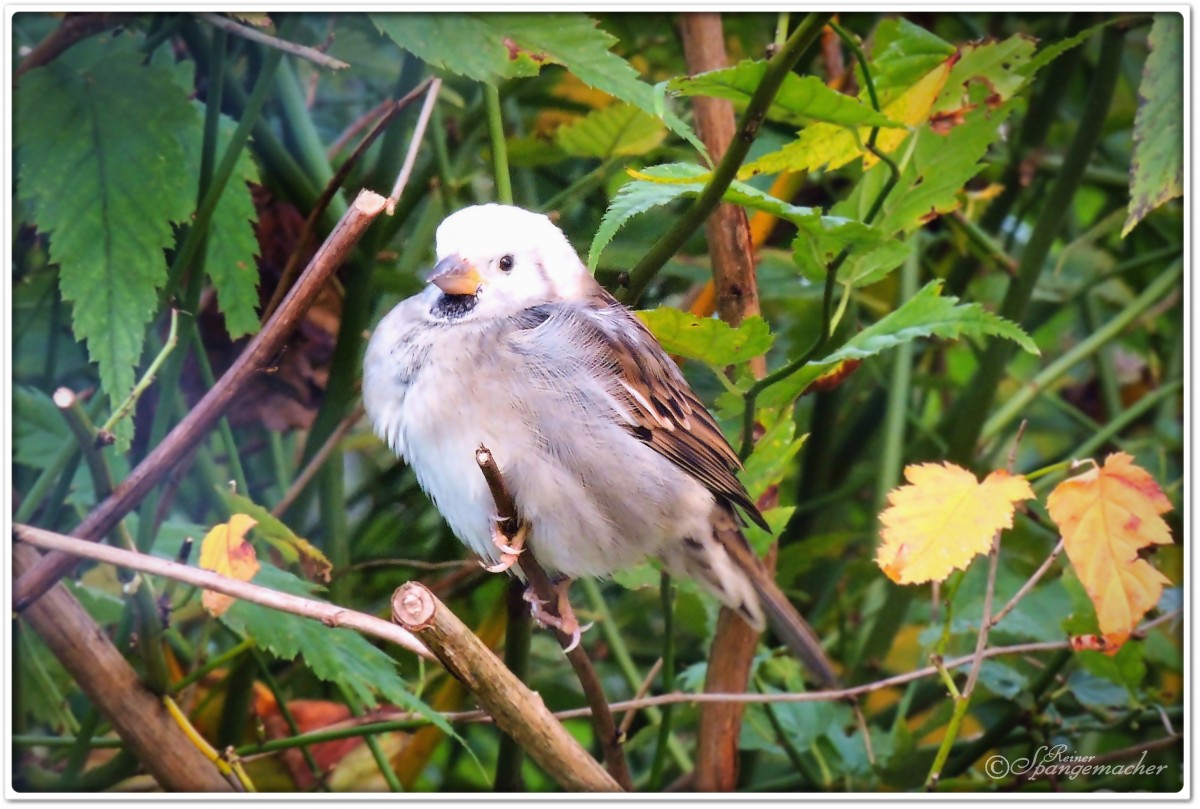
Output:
[990, 538, 1065, 629]
[272, 403, 364, 517]
[391, 583, 621, 792]
[197, 13, 349, 70]
[13, 189, 390, 613]
[262, 78, 433, 321]
[619, 657, 664, 739]
[15, 522, 432, 661]
[388, 78, 442, 212]
[327, 99, 394, 160]
[475, 446, 634, 790]
[13, 12, 133, 81]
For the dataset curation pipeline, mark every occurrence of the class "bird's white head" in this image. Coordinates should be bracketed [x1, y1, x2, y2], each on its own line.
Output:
[424, 204, 591, 322]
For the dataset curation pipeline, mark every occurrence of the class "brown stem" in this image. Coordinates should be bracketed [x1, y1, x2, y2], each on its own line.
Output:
[475, 447, 635, 790]
[13, 13, 133, 82]
[12, 190, 389, 613]
[13, 544, 235, 791]
[391, 582, 622, 792]
[678, 11, 769, 791]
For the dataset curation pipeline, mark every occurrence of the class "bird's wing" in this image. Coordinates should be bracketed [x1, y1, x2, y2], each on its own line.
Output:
[509, 283, 768, 531]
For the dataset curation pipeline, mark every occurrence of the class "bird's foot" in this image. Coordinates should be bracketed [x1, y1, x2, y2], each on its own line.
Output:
[523, 580, 592, 652]
[481, 520, 528, 573]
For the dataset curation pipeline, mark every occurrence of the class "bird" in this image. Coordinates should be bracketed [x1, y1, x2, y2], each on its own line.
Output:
[362, 203, 837, 685]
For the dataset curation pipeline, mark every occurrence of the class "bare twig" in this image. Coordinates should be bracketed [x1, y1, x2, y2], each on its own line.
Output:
[475, 446, 634, 790]
[197, 13, 349, 70]
[262, 79, 433, 321]
[964, 530, 1003, 699]
[13, 12, 133, 81]
[391, 583, 622, 792]
[272, 403, 365, 517]
[990, 538, 1065, 629]
[13, 544, 235, 791]
[327, 99, 395, 160]
[13, 189, 389, 613]
[15, 522, 432, 661]
[388, 78, 442, 213]
[619, 657, 664, 738]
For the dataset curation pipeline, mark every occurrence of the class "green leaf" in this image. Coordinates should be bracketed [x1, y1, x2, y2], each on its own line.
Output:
[177, 109, 262, 339]
[669, 60, 901, 129]
[1124, 13, 1183, 236]
[371, 13, 702, 154]
[933, 35, 1036, 115]
[635, 309, 773, 367]
[555, 102, 667, 159]
[757, 280, 1039, 410]
[223, 565, 451, 732]
[1019, 18, 1123, 80]
[16, 34, 198, 447]
[867, 17, 958, 102]
[590, 162, 868, 270]
[740, 413, 806, 501]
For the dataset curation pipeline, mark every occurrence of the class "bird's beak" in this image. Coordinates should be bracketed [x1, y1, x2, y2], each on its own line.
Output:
[428, 255, 482, 296]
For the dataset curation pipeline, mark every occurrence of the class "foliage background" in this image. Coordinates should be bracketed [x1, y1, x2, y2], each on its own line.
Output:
[10, 10, 1184, 793]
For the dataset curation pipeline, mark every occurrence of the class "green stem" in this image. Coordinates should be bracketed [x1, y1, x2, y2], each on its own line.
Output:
[737, 21, 900, 459]
[485, 84, 513, 205]
[944, 25, 1127, 464]
[618, 12, 832, 305]
[340, 685, 404, 792]
[981, 259, 1182, 442]
[250, 646, 325, 787]
[538, 157, 619, 215]
[188, 322, 249, 494]
[875, 232, 919, 512]
[171, 637, 255, 693]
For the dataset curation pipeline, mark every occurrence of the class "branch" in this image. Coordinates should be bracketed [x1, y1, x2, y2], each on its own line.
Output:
[14, 523, 432, 661]
[13, 188, 389, 612]
[197, 13, 349, 71]
[391, 583, 622, 792]
[13, 544, 235, 791]
[13, 12, 134, 81]
[475, 447, 634, 790]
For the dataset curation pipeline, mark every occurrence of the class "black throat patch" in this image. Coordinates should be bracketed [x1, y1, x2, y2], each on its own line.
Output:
[431, 293, 478, 321]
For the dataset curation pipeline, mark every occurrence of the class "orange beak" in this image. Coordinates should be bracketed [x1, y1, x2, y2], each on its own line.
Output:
[429, 255, 482, 296]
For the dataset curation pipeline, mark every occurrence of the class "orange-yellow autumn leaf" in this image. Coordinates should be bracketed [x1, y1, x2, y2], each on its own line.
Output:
[876, 463, 1034, 585]
[1047, 452, 1173, 647]
[198, 513, 260, 617]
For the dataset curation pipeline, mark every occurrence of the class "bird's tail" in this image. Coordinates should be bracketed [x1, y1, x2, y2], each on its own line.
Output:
[662, 504, 839, 687]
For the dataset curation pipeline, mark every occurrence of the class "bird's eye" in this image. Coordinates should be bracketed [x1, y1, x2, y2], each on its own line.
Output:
[498, 254, 515, 272]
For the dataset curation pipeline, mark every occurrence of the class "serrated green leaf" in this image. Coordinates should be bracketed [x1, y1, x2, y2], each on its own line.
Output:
[1019, 18, 1122, 80]
[743, 507, 797, 556]
[669, 60, 901, 129]
[1124, 13, 1183, 236]
[371, 13, 702, 155]
[635, 309, 773, 367]
[756, 281, 1038, 410]
[590, 162, 867, 270]
[555, 103, 667, 159]
[223, 565, 452, 733]
[16, 34, 198, 448]
[177, 109, 262, 339]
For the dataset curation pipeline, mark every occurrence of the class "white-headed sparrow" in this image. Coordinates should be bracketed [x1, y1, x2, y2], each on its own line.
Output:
[363, 204, 835, 684]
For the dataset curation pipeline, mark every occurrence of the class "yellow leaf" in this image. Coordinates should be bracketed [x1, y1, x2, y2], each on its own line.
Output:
[864, 58, 955, 167]
[741, 57, 955, 178]
[198, 514, 261, 617]
[1047, 452, 1173, 645]
[876, 463, 1034, 585]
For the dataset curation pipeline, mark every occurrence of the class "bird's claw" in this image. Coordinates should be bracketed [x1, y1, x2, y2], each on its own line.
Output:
[481, 521, 528, 574]
[523, 581, 590, 652]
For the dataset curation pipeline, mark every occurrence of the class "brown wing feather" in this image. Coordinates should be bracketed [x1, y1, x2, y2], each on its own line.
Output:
[578, 283, 769, 531]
